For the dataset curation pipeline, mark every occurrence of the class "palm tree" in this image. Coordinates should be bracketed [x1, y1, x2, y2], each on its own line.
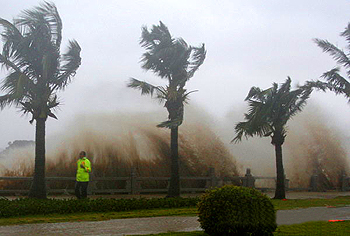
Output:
[0, 2, 81, 199]
[308, 22, 350, 100]
[128, 21, 206, 197]
[232, 78, 311, 199]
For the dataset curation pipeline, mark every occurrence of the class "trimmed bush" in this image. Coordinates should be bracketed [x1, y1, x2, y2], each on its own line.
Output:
[197, 185, 277, 236]
[0, 197, 199, 218]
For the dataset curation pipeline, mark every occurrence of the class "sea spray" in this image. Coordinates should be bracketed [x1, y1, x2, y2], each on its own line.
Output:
[221, 102, 349, 190]
[285, 105, 349, 189]
[0, 106, 240, 190]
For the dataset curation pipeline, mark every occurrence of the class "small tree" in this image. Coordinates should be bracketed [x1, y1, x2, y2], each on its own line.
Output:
[0, 2, 81, 198]
[232, 78, 311, 199]
[128, 21, 206, 197]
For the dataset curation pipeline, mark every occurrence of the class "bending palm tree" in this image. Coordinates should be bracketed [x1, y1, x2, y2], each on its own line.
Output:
[0, 2, 81, 199]
[128, 21, 206, 197]
[232, 78, 311, 199]
[307, 22, 350, 100]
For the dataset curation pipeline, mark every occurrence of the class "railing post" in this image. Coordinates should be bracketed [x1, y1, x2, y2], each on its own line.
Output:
[45, 178, 50, 195]
[242, 168, 255, 188]
[205, 168, 217, 189]
[130, 168, 140, 195]
[284, 174, 289, 191]
[341, 174, 348, 192]
[126, 176, 131, 193]
[309, 174, 318, 192]
[88, 172, 97, 195]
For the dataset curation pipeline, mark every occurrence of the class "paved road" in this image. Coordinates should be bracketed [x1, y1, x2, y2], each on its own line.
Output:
[1, 206, 350, 236]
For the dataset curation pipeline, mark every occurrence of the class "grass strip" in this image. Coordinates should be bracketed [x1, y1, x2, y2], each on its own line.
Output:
[271, 196, 350, 210]
[129, 221, 350, 236]
[0, 207, 198, 226]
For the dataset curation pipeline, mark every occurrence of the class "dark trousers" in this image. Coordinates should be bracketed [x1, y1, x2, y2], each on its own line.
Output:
[75, 181, 89, 199]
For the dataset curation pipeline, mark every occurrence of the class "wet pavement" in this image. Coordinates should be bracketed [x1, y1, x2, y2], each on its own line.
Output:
[1, 191, 350, 235]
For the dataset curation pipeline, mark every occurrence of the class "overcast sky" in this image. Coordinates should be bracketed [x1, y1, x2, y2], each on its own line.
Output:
[1, 0, 350, 150]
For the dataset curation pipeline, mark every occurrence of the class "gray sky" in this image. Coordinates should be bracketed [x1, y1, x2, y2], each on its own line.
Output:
[1, 0, 350, 150]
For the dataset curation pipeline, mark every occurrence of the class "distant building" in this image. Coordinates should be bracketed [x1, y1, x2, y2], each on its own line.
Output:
[0, 140, 35, 158]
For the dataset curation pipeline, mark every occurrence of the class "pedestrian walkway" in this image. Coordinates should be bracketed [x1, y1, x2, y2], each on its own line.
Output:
[1, 206, 350, 236]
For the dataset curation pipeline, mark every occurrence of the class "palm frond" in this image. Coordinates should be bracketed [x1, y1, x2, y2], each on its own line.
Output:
[280, 77, 292, 93]
[288, 88, 311, 118]
[0, 94, 19, 109]
[19, 101, 34, 116]
[301, 80, 328, 92]
[245, 86, 273, 101]
[0, 54, 21, 73]
[16, 1, 62, 47]
[340, 22, 350, 51]
[232, 120, 273, 143]
[188, 44, 206, 78]
[55, 40, 81, 90]
[314, 38, 350, 69]
[2, 72, 26, 98]
[157, 118, 182, 129]
[127, 78, 160, 96]
[182, 89, 198, 104]
[139, 21, 205, 82]
[0, 18, 24, 58]
[140, 21, 172, 49]
[321, 68, 350, 97]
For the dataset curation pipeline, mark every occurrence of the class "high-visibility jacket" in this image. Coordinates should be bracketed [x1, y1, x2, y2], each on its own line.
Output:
[76, 157, 91, 182]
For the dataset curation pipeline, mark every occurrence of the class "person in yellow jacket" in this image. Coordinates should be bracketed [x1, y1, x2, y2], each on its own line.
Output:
[75, 151, 91, 199]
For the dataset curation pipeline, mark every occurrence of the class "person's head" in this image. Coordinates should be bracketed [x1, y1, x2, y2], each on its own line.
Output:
[79, 151, 86, 159]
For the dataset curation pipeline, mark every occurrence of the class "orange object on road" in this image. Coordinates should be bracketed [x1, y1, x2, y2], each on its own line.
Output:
[329, 220, 346, 222]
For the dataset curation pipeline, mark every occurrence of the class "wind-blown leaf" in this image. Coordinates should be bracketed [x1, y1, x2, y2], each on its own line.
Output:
[314, 39, 350, 69]
[55, 40, 81, 90]
[127, 78, 157, 96]
[310, 24, 350, 101]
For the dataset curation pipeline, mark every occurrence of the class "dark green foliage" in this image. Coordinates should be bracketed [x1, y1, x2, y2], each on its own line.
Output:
[197, 185, 277, 236]
[232, 78, 311, 199]
[0, 197, 199, 218]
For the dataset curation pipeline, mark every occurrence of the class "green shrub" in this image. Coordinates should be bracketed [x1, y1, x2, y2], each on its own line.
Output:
[197, 185, 277, 236]
[0, 197, 199, 218]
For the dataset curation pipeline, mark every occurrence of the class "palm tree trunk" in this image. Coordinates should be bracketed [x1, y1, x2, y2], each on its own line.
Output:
[28, 118, 47, 199]
[167, 127, 180, 197]
[274, 143, 285, 199]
